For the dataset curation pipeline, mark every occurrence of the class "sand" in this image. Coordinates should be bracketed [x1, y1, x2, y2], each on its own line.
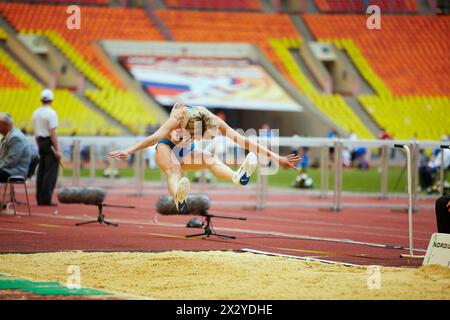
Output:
[0, 251, 449, 300]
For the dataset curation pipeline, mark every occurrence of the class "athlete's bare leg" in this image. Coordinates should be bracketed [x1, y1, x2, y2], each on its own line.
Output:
[181, 150, 234, 181]
[155, 143, 182, 197]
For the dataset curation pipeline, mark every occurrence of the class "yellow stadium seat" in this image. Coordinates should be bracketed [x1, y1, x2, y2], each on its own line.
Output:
[270, 38, 374, 139]
[0, 48, 120, 136]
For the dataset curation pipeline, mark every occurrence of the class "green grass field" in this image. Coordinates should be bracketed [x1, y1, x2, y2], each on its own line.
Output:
[63, 166, 413, 193]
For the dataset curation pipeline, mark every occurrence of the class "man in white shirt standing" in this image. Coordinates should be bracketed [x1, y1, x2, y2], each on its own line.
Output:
[32, 89, 62, 206]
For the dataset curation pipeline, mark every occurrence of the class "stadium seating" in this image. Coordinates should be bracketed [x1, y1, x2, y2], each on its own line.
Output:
[1, 4, 446, 140]
[0, 26, 7, 40]
[42, 31, 161, 134]
[329, 38, 391, 98]
[0, 49, 36, 88]
[270, 38, 374, 139]
[360, 95, 450, 140]
[0, 4, 164, 134]
[0, 64, 26, 88]
[155, 9, 300, 57]
[155, 10, 303, 94]
[0, 48, 119, 135]
[156, 10, 374, 138]
[164, 0, 262, 11]
[0, 4, 164, 88]
[25, 0, 109, 3]
[0, 48, 28, 89]
[304, 14, 450, 140]
[304, 14, 449, 96]
[315, 0, 418, 12]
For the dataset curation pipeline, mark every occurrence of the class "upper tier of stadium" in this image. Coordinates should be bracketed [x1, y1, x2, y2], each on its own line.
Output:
[0, 2, 448, 139]
[304, 14, 450, 96]
[164, 0, 263, 11]
[0, 3, 164, 89]
[0, 3, 165, 134]
[315, 0, 419, 12]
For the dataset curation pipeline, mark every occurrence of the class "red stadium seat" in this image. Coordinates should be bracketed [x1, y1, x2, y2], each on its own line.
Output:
[0, 4, 164, 89]
[25, 0, 109, 4]
[315, 0, 418, 12]
[155, 10, 301, 82]
[164, 0, 262, 11]
[304, 14, 449, 96]
[0, 64, 26, 88]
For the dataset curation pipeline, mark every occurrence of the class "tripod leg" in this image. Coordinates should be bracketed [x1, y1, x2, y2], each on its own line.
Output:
[103, 220, 119, 227]
[213, 233, 236, 239]
[75, 220, 99, 226]
[98, 211, 118, 227]
[185, 232, 208, 238]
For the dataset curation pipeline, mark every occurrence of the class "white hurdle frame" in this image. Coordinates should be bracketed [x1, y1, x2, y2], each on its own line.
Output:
[439, 145, 450, 195]
[29, 135, 446, 207]
[395, 144, 425, 259]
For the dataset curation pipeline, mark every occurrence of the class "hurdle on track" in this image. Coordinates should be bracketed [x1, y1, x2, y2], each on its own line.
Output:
[395, 144, 425, 259]
[31, 136, 446, 257]
[44, 136, 445, 209]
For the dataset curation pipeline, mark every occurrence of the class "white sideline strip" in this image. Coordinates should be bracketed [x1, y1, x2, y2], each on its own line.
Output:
[241, 248, 360, 267]
[0, 227, 46, 235]
[214, 225, 428, 253]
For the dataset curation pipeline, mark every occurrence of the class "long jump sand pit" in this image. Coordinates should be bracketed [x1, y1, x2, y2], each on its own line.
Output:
[0, 251, 449, 299]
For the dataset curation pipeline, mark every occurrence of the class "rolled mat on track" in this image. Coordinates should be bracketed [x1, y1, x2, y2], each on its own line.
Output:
[156, 194, 211, 215]
[56, 187, 106, 205]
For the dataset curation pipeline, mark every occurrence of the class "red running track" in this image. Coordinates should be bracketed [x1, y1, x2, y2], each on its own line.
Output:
[0, 184, 439, 267]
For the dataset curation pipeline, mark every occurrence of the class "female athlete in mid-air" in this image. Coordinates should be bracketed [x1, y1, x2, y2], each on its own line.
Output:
[110, 103, 301, 213]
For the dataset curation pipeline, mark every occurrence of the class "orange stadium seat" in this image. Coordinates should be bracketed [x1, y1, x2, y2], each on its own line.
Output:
[26, 0, 109, 3]
[315, 0, 418, 12]
[0, 4, 164, 89]
[303, 14, 450, 140]
[155, 10, 375, 138]
[155, 9, 300, 81]
[164, 0, 262, 11]
[304, 14, 449, 96]
[0, 64, 26, 88]
[0, 4, 165, 134]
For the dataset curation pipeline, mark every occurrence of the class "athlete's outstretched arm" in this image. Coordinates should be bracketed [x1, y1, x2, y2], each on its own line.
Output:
[217, 118, 301, 170]
[110, 117, 179, 159]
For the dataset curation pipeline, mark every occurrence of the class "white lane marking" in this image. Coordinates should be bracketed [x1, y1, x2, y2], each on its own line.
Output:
[241, 248, 360, 267]
[0, 227, 47, 235]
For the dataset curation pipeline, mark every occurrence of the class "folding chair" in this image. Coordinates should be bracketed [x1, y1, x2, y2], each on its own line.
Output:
[1, 153, 39, 216]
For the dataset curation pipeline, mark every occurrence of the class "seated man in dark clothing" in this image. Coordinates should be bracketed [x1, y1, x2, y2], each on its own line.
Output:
[435, 195, 450, 234]
[0, 112, 31, 183]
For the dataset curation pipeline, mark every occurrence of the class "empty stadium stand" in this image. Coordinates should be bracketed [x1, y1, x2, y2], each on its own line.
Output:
[154, 10, 378, 138]
[304, 14, 450, 140]
[0, 2, 447, 141]
[270, 38, 374, 139]
[22, 0, 109, 4]
[0, 3, 164, 134]
[304, 14, 449, 96]
[164, 0, 263, 11]
[360, 95, 449, 140]
[0, 26, 7, 40]
[315, 0, 418, 12]
[0, 47, 119, 135]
